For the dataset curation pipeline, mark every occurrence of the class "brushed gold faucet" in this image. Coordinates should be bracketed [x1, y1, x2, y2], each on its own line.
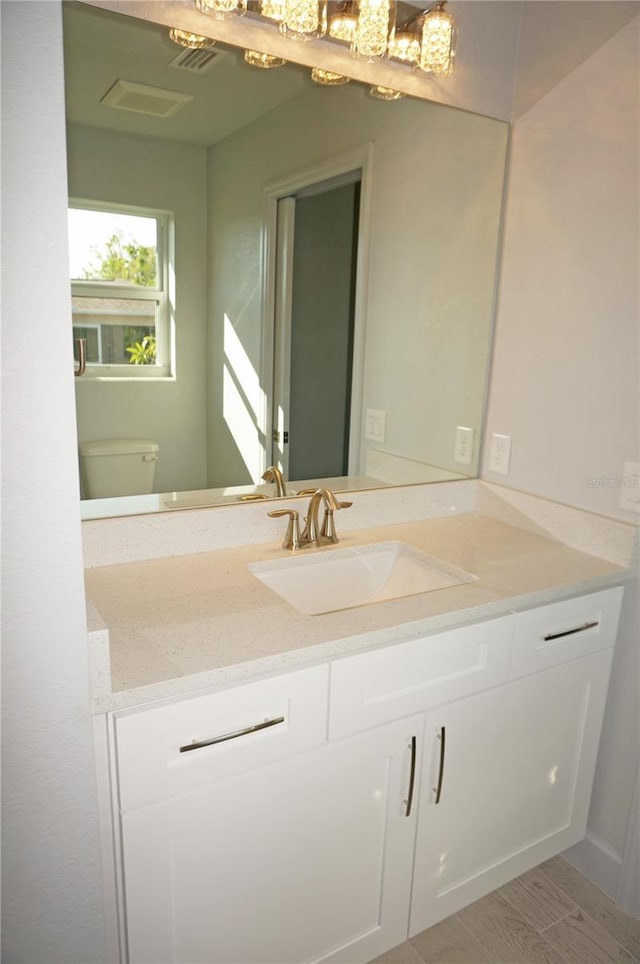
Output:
[269, 488, 352, 551]
[262, 465, 286, 497]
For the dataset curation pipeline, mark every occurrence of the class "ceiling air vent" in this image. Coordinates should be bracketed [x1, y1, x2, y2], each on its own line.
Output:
[100, 80, 193, 118]
[168, 46, 226, 74]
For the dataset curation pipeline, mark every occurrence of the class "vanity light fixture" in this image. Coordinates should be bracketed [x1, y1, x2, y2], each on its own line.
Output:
[195, 0, 247, 19]
[310, 67, 350, 84]
[350, 0, 395, 61]
[387, 28, 420, 64]
[244, 48, 288, 66]
[260, 0, 286, 20]
[279, 0, 327, 40]
[169, 27, 215, 48]
[327, 0, 357, 42]
[415, 1, 457, 76]
[369, 83, 405, 99]
[199, 0, 458, 84]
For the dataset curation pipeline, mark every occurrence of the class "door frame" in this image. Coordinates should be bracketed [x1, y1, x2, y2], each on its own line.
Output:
[260, 143, 374, 478]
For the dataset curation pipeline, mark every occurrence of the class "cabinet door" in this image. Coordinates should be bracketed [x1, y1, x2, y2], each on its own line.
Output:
[122, 714, 423, 964]
[410, 649, 613, 936]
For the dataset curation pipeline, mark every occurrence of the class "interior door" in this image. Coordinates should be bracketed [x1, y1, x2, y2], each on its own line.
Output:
[273, 180, 360, 481]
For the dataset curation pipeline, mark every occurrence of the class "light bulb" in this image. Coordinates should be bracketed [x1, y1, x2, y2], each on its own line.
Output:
[169, 28, 214, 48]
[279, 0, 327, 40]
[194, 0, 246, 20]
[388, 30, 419, 64]
[311, 67, 350, 85]
[244, 49, 288, 67]
[370, 85, 405, 101]
[328, 1, 357, 42]
[351, 0, 394, 62]
[417, 2, 457, 76]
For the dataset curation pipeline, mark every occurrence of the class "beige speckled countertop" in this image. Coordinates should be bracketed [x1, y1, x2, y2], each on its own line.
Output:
[85, 512, 630, 714]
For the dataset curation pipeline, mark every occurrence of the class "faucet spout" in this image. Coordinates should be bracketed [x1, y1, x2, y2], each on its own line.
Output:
[301, 488, 342, 547]
[262, 465, 286, 497]
[268, 488, 352, 551]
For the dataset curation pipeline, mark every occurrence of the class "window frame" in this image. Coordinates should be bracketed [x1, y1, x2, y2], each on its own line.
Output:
[69, 198, 174, 380]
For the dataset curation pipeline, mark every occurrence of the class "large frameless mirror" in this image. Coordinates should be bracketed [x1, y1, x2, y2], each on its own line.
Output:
[64, 1, 509, 518]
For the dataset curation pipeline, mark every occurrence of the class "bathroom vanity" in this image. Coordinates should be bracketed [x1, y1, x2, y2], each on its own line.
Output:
[85, 503, 631, 964]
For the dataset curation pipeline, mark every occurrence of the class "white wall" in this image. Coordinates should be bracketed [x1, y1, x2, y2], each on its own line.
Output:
[207, 84, 508, 485]
[68, 124, 209, 495]
[1, 4, 108, 961]
[484, 17, 640, 899]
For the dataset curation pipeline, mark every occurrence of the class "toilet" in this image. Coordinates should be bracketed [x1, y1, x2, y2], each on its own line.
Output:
[79, 439, 159, 499]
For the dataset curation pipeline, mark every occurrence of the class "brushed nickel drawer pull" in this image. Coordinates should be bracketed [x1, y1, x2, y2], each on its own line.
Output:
[432, 726, 446, 804]
[404, 736, 417, 817]
[543, 620, 599, 642]
[179, 715, 285, 753]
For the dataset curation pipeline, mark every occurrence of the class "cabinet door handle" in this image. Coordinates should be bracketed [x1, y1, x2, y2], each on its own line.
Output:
[179, 715, 285, 753]
[432, 726, 446, 804]
[543, 620, 599, 642]
[404, 735, 417, 817]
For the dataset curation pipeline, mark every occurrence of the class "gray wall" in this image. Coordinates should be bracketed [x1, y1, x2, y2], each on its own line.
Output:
[289, 184, 358, 480]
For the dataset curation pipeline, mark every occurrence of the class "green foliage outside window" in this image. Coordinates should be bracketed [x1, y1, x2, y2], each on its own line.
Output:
[83, 231, 158, 287]
[126, 335, 157, 365]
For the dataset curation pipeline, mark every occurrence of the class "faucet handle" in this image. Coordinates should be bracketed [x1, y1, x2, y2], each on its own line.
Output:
[320, 500, 353, 542]
[268, 508, 301, 551]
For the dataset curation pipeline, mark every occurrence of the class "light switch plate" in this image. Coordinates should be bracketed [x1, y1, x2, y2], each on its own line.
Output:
[365, 409, 387, 444]
[619, 462, 640, 513]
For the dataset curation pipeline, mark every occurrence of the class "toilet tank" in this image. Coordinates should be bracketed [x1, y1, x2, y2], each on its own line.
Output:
[79, 439, 159, 499]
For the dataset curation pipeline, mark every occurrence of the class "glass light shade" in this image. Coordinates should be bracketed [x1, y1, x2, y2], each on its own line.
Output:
[388, 29, 419, 64]
[169, 27, 214, 48]
[311, 67, 350, 85]
[328, 1, 357, 42]
[194, 0, 246, 19]
[417, 3, 457, 76]
[260, 0, 286, 21]
[279, 0, 327, 40]
[244, 49, 288, 67]
[370, 84, 405, 100]
[351, 0, 395, 62]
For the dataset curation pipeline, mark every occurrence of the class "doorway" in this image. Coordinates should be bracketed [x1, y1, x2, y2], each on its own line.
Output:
[273, 177, 361, 480]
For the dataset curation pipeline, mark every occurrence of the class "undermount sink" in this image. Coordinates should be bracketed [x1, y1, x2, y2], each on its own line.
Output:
[248, 541, 476, 615]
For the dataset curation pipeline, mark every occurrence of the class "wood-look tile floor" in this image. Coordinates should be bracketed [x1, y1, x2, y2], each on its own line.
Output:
[373, 857, 640, 964]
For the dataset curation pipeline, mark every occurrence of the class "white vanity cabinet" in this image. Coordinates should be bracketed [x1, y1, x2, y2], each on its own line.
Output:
[115, 667, 422, 964]
[107, 586, 623, 964]
[411, 650, 613, 934]
[409, 587, 623, 935]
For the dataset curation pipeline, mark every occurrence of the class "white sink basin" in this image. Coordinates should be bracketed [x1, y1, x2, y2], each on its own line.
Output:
[248, 541, 476, 615]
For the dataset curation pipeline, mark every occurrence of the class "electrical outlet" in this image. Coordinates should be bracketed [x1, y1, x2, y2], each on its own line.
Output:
[489, 433, 511, 474]
[364, 409, 387, 444]
[454, 426, 474, 465]
[619, 462, 640, 514]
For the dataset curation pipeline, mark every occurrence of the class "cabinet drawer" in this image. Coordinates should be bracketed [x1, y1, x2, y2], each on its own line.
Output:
[329, 617, 513, 740]
[115, 664, 329, 812]
[511, 586, 623, 680]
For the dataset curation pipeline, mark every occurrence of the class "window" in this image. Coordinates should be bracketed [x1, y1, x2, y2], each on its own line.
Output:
[69, 201, 173, 378]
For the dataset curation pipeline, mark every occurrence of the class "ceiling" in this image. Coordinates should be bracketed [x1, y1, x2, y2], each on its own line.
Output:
[63, 0, 640, 143]
[63, 2, 312, 147]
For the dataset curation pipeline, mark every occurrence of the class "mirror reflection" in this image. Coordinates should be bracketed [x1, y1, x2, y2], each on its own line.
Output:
[64, 2, 509, 519]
